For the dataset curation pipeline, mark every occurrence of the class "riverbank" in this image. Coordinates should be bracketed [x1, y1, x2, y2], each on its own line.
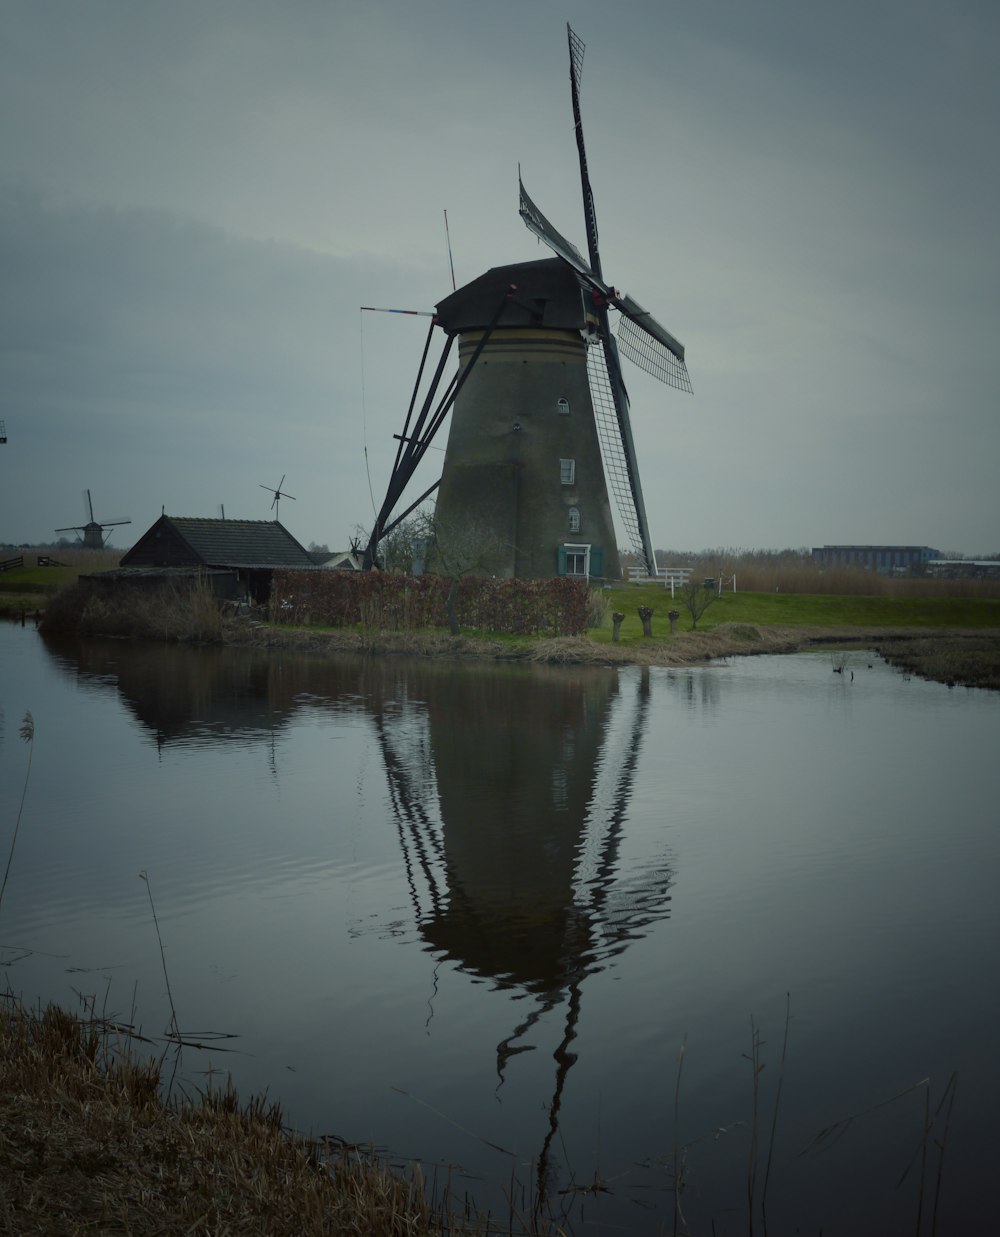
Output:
[18, 566, 1000, 690]
[0, 997, 503, 1237]
[233, 619, 1000, 691]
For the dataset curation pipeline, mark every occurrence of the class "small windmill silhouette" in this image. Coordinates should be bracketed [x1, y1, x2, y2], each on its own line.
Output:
[259, 475, 295, 520]
[56, 489, 131, 549]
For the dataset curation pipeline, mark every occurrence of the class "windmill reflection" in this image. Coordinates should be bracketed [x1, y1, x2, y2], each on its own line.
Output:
[371, 661, 673, 1201]
[38, 635, 674, 1201]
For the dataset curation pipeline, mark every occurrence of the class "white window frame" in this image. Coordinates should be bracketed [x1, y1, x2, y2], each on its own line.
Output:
[564, 543, 590, 577]
[557, 397, 571, 415]
[559, 458, 576, 486]
[567, 506, 581, 533]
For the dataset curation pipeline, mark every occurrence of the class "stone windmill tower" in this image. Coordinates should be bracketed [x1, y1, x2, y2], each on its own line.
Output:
[430, 257, 620, 579]
[365, 25, 691, 580]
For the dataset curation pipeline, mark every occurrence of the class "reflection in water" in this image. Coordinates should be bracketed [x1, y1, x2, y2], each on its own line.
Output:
[44, 637, 299, 752]
[20, 630, 999, 1233]
[41, 637, 673, 1206]
[369, 661, 673, 1202]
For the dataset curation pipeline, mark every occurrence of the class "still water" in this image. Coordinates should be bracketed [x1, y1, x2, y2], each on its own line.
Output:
[0, 621, 997, 1235]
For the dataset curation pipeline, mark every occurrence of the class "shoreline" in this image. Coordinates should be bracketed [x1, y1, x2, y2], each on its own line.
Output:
[14, 602, 1000, 690]
[226, 620, 1000, 690]
[0, 997, 457, 1237]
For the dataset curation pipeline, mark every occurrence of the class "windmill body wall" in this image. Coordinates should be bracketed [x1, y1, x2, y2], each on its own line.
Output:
[433, 327, 621, 581]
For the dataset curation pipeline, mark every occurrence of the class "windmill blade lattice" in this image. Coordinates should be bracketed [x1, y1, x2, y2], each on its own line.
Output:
[586, 339, 647, 562]
[616, 306, 693, 393]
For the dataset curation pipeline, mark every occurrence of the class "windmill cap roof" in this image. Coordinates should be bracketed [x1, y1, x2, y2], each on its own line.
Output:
[435, 258, 591, 334]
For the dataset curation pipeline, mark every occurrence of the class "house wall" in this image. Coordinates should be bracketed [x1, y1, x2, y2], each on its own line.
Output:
[121, 518, 200, 568]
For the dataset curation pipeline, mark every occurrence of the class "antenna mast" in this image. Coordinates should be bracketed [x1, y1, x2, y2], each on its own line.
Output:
[444, 209, 457, 291]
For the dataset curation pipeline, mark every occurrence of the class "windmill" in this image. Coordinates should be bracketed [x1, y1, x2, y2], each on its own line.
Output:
[364, 24, 691, 579]
[55, 490, 131, 549]
[259, 475, 295, 521]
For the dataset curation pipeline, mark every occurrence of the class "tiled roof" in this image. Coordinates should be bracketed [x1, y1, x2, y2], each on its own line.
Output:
[166, 518, 315, 568]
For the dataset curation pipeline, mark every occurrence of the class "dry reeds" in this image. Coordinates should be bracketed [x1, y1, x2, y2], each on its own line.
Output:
[874, 633, 1000, 690]
[0, 712, 34, 915]
[585, 588, 611, 629]
[0, 997, 539, 1237]
[700, 562, 1000, 599]
[42, 579, 225, 642]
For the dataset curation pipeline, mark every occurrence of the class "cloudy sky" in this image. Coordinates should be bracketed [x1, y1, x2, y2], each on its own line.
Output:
[2, 0, 997, 556]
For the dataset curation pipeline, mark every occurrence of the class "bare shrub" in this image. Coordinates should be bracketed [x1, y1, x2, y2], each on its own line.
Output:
[679, 577, 718, 630]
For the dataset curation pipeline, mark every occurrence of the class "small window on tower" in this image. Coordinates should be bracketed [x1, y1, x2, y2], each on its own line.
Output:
[559, 458, 576, 486]
[568, 507, 581, 533]
[557, 398, 570, 415]
[562, 544, 590, 577]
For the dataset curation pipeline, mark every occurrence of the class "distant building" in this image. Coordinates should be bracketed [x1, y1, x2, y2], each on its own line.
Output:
[317, 550, 361, 570]
[811, 545, 938, 574]
[118, 516, 315, 602]
[926, 559, 1000, 580]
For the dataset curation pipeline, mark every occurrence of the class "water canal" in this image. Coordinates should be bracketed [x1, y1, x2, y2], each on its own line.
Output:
[0, 620, 996, 1234]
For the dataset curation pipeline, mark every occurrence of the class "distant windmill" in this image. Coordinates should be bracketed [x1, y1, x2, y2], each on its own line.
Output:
[364, 24, 691, 579]
[55, 490, 131, 549]
[259, 475, 295, 521]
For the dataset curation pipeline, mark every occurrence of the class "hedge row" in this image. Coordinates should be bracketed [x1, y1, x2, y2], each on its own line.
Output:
[269, 570, 591, 636]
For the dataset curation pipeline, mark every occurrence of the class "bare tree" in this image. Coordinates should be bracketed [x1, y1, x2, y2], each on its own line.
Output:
[353, 515, 428, 574]
[359, 509, 511, 633]
[679, 575, 718, 631]
[420, 511, 511, 635]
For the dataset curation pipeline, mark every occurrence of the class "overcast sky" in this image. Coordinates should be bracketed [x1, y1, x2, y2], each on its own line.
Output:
[2, 0, 997, 556]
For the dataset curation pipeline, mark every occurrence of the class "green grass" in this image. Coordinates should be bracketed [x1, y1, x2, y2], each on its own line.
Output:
[0, 569, 68, 594]
[0, 550, 121, 615]
[591, 586, 1000, 645]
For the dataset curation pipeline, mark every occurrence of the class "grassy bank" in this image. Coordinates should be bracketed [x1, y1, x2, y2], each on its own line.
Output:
[0, 548, 121, 618]
[244, 620, 1000, 690]
[0, 997, 523, 1237]
[23, 567, 1000, 690]
[596, 583, 1000, 641]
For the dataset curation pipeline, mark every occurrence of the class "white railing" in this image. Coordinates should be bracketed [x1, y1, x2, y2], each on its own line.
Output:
[628, 566, 737, 597]
[628, 565, 692, 595]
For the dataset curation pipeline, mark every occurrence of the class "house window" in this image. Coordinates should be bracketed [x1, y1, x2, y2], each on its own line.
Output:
[568, 507, 581, 533]
[559, 458, 575, 485]
[557, 397, 570, 415]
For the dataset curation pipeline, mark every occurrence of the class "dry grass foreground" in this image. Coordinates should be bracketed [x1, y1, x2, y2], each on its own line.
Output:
[0, 999, 522, 1237]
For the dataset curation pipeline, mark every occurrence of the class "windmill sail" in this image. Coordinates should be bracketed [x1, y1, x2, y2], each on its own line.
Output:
[518, 180, 597, 287]
[516, 24, 693, 574]
[586, 334, 657, 575]
[519, 179, 692, 392]
[615, 296, 692, 392]
[568, 23, 601, 276]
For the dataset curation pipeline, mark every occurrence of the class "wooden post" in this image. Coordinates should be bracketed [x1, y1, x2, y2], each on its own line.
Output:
[611, 611, 625, 642]
[668, 609, 679, 635]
